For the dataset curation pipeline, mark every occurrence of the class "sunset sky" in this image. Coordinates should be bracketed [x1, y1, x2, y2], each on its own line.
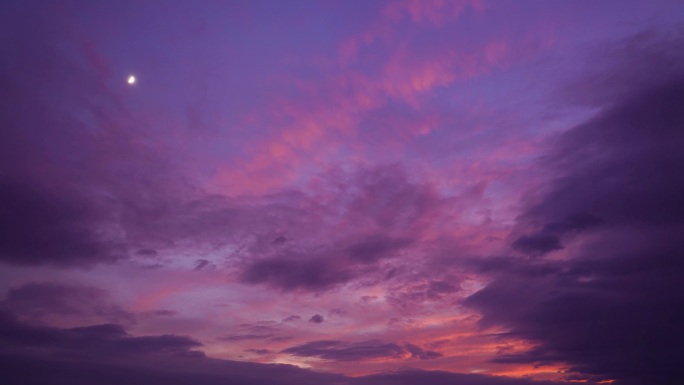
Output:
[1, 1, 683, 384]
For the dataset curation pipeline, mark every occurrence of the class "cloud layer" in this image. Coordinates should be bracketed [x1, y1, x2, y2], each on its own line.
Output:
[467, 36, 684, 384]
[1, 1, 683, 384]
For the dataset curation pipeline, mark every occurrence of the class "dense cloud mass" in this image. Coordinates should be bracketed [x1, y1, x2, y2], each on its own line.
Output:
[0, 182, 119, 266]
[0, 309, 203, 358]
[467, 45, 684, 384]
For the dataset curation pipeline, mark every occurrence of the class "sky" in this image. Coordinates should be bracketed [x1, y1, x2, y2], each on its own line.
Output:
[1, 1, 683, 384]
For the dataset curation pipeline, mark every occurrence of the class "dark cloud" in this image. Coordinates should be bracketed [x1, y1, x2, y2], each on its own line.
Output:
[1, 282, 133, 324]
[347, 234, 413, 263]
[308, 314, 324, 324]
[246, 348, 272, 355]
[527, 82, 684, 228]
[511, 214, 603, 257]
[562, 27, 684, 108]
[0, 310, 202, 358]
[268, 336, 293, 342]
[194, 259, 210, 271]
[467, 32, 684, 385]
[219, 323, 285, 342]
[541, 214, 603, 234]
[282, 315, 301, 322]
[427, 280, 459, 296]
[238, 165, 443, 292]
[136, 248, 158, 257]
[510, 233, 561, 256]
[0, 182, 122, 266]
[467, 242, 684, 384]
[219, 334, 275, 342]
[404, 343, 443, 360]
[282, 340, 404, 361]
[242, 257, 353, 292]
[0, 337, 344, 385]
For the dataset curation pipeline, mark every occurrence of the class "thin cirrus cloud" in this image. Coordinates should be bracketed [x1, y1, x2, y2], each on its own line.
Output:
[1, 1, 683, 385]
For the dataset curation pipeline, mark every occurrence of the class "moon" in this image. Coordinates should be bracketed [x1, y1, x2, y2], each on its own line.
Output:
[127, 75, 136, 85]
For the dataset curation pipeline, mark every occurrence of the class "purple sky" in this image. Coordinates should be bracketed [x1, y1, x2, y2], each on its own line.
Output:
[1, 1, 684, 384]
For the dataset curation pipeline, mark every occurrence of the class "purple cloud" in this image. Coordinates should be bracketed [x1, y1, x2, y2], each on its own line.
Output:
[246, 348, 273, 355]
[347, 234, 414, 264]
[219, 334, 275, 342]
[219, 323, 286, 343]
[466, 31, 684, 384]
[282, 340, 404, 361]
[2, 1, 682, 384]
[1, 283, 133, 324]
[404, 343, 443, 360]
[0, 309, 202, 358]
[0, 304, 569, 385]
[510, 234, 562, 256]
[243, 257, 353, 292]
